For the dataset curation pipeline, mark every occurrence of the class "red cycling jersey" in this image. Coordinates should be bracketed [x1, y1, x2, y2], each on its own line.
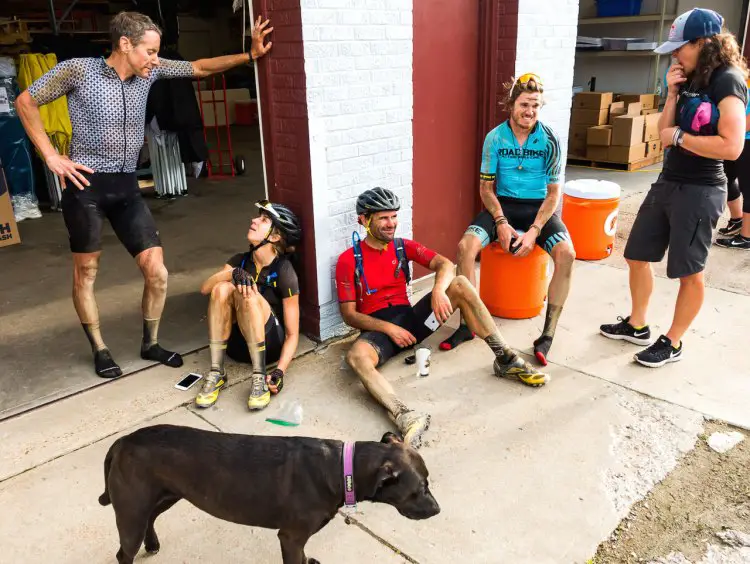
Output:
[335, 238, 437, 315]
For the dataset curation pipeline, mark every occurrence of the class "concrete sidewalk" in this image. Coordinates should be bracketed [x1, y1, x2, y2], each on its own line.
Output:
[2, 257, 748, 563]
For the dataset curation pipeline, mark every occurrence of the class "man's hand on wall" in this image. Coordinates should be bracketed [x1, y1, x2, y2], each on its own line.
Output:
[250, 16, 273, 60]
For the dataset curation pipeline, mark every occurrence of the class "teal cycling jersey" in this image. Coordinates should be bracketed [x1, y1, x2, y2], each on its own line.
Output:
[479, 120, 562, 200]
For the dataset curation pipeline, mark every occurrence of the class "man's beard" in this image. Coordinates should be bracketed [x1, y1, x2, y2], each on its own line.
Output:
[371, 228, 395, 243]
[511, 113, 534, 130]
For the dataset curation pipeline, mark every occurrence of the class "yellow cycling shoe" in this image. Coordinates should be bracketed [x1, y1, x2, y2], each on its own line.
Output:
[195, 371, 226, 408]
[247, 372, 271, 410]
[494, 356, 550, 387]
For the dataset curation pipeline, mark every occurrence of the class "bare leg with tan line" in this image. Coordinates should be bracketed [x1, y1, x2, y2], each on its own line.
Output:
[195, 281, 234, 408]
[345, 341, 430, 448]
[73, 252, 123, 378]
[234, 290, 271, 410]
[446, 275, 549, 386]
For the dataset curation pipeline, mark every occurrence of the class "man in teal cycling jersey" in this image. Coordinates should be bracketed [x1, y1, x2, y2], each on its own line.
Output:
[441, 73, 576, 366]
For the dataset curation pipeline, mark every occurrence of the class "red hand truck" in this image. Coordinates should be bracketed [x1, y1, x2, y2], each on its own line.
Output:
[196, 73, 246, 178]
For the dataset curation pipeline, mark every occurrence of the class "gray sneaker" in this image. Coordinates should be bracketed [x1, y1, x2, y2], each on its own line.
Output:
[395, 411, 431, 449]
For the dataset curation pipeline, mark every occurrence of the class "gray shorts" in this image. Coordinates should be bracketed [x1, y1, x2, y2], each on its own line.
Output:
[624, 177, 726, 279]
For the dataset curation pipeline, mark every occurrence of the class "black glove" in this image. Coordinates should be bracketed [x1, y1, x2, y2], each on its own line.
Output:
[232, 267, 255, 288]
[267, 368, 284, 394]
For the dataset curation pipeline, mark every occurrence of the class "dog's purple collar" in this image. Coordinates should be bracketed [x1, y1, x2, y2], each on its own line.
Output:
[343, 441, 356, 509]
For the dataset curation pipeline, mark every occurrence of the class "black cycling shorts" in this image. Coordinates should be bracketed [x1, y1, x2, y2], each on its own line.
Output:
[465, 198, 572, 254]
[62, 172, 161, 256]
[624, 176, 726, 279]
[226, 312, 285, 366]
[356, 292, 436, 367]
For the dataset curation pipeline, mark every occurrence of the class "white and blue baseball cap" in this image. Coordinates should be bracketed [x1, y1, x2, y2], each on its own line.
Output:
[654, 8, 724, 54]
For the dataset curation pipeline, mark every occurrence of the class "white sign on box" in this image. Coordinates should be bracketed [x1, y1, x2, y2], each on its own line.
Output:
[0, 87, 10, 114]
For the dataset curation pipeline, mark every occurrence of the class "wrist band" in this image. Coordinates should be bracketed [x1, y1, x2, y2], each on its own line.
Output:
[672, 127, 682, 147]
[494, 215, 508, 225]
[530, 224, 541, 234]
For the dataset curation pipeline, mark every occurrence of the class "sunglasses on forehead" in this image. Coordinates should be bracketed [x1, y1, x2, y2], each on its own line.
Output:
[511, 73, 544, 92]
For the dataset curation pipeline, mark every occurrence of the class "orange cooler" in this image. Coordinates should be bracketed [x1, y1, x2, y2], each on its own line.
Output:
[479, 241, 549, 319]
[562, 179, 621, 260]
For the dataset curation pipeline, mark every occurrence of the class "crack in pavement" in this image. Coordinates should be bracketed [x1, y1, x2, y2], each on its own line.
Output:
[338, 512, 421, 563]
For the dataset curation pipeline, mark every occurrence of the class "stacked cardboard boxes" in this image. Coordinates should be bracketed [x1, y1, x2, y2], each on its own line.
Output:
[569, 91, 664, 165]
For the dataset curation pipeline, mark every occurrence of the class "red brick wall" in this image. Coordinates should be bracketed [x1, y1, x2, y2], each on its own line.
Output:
[475, 0, 518, 212]
[254, 0, 320, 339]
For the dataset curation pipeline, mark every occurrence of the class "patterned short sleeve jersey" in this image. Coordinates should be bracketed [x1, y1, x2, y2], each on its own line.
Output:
[479, 120, 562, 200]
[28, 57, 194, 173]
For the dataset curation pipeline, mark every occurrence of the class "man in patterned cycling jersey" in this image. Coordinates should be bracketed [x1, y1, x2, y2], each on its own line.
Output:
[16, 12, 273, 378]
[440, 73, 576, 367]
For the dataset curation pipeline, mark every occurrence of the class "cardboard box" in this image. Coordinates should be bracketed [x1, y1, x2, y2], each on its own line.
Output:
[626, 102, 643, 116]
[0, 167, 21, 248]
[573, 92, 614, 110]
[608, 101, 626, 125]
[587, 125, 613, 146]
[568, 124, 589, 156]
[642, 108, 658, 115]
[572, 108, 609, 126]
[612, 115, 646, 147]
[643, 112, 662, 142]
[608, 143, 647, 163]
[619, 94, 656, 110]
[587, 145, 610, 161]
[646, 140, 663, 157]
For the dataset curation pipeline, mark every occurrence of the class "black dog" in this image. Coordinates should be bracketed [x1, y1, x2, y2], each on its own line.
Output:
[99, 424, 440, 563]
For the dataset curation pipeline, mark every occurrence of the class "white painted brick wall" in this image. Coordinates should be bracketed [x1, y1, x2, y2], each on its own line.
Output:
[301, 1, 414, 340]
[515, 0, 580, 184]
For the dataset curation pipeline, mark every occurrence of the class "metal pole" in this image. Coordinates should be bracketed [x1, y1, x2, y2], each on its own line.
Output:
[48, 0, 58, 35]
[59, 0, 82, 30]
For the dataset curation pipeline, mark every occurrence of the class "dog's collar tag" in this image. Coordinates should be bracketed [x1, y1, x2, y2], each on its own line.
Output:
[342, 441, 357, 512]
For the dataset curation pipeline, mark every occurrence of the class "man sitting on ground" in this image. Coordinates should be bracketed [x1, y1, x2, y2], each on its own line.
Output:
[335, 187, 549, 448]
[440, 73, 576, 366]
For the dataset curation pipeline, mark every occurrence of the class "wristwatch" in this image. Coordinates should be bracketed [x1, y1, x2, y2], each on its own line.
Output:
[676, 129, 685, 146]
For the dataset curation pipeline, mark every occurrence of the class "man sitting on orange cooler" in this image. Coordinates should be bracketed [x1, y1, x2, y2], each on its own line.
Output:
[335, 187, 549, 449]
[441, 73, 576, 366]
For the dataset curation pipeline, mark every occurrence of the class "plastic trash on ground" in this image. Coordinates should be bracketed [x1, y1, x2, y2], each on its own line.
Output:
[265, 400, 303, 427]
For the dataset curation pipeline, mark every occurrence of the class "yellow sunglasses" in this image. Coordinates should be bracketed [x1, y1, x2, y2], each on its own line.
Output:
[511, 73, 544, 92]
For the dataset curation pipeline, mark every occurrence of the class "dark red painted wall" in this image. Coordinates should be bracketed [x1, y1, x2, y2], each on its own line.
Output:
[413, 0, 518, 278]
[253, 0, 320, 339]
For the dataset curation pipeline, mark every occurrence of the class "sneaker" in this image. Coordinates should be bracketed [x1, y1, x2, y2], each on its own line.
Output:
[600, 316, 651, 346]
[714, 234, 750, 250]
[23, 204, 42, 220]
[493, 355, 549, 387]
[718, 218, 743, 237]
[395, 411, 431, 449]
[195, 371, 226, 409]
[634, 335, 682, 368]
[247, 372, 270, 410]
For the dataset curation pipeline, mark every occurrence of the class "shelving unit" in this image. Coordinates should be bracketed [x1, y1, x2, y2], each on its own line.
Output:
[576, 50, 660, 58]
[576, 0, 671, 92]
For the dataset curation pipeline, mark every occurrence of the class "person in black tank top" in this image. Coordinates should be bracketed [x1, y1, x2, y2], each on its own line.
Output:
[600, 9, 748, 368]
[195, 201, 302, 411]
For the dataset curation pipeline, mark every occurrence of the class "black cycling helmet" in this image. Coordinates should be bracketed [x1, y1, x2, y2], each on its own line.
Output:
[355, 187, 400, 216]
[255, 200, 302, 246]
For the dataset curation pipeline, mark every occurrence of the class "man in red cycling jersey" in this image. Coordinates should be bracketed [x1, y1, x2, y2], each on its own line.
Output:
[335, 187, 549, 448]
